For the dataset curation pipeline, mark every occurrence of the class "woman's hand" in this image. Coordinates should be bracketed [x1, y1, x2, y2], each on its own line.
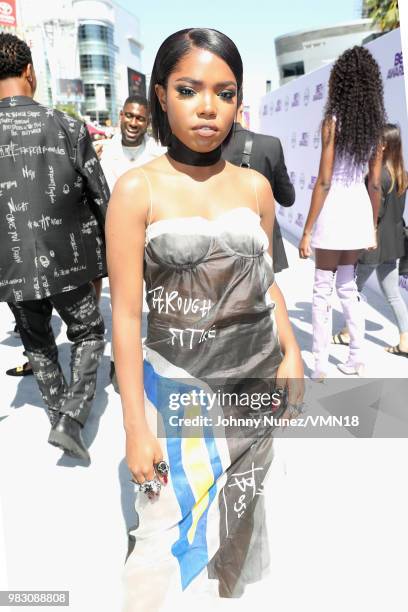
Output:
[299, 233, 312, 259]
[367, 228, 378, 251]
[126, 422, 165, 485]
[275, 348, 305, 417]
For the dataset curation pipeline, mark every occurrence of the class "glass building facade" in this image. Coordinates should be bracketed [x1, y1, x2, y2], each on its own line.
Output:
[77, 22, 117, 124]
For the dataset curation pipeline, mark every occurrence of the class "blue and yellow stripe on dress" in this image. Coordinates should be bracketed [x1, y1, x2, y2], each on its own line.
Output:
[143, 360, 223, 589]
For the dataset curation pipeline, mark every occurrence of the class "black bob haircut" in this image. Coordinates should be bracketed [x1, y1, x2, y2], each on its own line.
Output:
[0, 32, 33, 80]
[149, 28, 243, 146]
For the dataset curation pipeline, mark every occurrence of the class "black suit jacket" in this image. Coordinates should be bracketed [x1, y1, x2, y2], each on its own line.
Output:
[223, 123, 295, 272]
[0, 96, 109, 302]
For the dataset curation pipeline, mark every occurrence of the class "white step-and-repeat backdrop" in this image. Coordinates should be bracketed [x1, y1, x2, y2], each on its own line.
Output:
[259, 28, 408, 301]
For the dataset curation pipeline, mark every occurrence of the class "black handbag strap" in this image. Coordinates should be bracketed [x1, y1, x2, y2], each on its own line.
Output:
[240, 132, 253, 168]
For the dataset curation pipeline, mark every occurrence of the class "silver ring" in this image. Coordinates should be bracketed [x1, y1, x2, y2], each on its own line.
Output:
[154, 460, 169, 476]
[138, 479, 162, 495]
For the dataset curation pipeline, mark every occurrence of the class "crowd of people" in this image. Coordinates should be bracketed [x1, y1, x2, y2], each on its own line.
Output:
[0, 27, 407, 610]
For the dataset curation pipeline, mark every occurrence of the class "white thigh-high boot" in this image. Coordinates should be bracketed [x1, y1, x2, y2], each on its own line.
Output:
[312, 268, 335, 380]
[335, 264, 365, 375]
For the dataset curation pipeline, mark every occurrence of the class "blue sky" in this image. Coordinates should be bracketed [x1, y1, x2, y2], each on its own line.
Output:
[117, 0, 362, 124]
[118, 0, 361, 79]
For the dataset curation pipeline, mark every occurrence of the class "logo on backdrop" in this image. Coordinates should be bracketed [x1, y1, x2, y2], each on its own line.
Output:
[299, 132, 309, 147]
[299, 173, 305, 190]
[284, 95, 290, 111]
[308, 176, 317, 190]
[275, 99, 282, 112]
[387, 51, 403, 79]
[288, 210, 293, 223]
[313, 129, 320, 149]
[278, 205, 285, 216]
[262, 104, 268, 116]
[292, 92, 300, 107]
[289, 171, 296, 185]
[291, 132, 297, 148]
[304, 87, 310, 106]
[269, 102, 274, 115]
[313, 83, 324, 101]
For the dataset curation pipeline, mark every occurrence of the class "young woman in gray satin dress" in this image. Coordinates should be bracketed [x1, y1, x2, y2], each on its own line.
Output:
[106, 28, 304, 610]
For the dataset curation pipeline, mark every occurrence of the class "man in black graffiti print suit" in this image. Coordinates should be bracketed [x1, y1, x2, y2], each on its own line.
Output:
[0, 33, 109, 461]
[222, 104, 295, 272]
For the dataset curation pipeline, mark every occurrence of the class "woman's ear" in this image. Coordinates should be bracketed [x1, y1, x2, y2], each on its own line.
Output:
[155, 84, 167, 112]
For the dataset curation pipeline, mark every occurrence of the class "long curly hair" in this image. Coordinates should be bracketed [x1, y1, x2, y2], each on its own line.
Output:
[0, 32, 32, 80]
[324, 46, 386, 168]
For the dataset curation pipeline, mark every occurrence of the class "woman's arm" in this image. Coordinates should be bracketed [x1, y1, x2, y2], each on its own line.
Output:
[367, 145, 383, 228]
[255, 172, 304, 405]
[106, 170, 163, 484]
[299, 118, 336, 258]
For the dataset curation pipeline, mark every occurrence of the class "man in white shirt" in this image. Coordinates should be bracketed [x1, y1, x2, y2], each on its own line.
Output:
[99, 95, 164, 191]
[99, 95, 164, 389]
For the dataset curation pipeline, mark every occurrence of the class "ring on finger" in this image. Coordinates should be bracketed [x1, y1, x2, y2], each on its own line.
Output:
[138, 479, 162, 495]
[154, 460, 169, 476]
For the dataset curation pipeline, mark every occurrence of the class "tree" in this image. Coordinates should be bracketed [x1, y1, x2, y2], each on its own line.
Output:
[366, 0, 400, 31]
[55, 103, 81, 120]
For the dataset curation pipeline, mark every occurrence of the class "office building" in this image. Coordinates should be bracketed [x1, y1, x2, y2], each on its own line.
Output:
[3, 0, 143, 125]
[275, 19, 380, 85]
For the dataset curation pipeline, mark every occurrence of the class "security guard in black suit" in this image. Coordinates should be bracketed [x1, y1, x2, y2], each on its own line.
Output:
[223, 104, 295, 272]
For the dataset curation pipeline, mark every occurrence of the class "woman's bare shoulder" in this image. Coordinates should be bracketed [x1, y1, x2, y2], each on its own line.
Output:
[225, 162, 271, 196]
[109, 169, 152, 223]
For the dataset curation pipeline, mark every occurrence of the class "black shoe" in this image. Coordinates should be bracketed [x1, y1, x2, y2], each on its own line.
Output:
[6, 361, 33, 377]
[48, 414, 90, 462]
[110, 361, 119, 393]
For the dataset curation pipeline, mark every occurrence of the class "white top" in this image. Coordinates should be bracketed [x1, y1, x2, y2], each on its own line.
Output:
[122, 143, 144, 162]
[99, 132, 165, 191]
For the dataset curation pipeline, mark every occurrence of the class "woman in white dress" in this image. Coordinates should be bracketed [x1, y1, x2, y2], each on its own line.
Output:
[299, 45, 386, 379]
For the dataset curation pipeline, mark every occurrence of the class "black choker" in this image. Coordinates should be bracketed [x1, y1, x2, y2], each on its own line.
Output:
[167, 134, 222, 166]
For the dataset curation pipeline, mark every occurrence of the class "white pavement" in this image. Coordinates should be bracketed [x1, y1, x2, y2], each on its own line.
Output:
[0, 233, 407, 612]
